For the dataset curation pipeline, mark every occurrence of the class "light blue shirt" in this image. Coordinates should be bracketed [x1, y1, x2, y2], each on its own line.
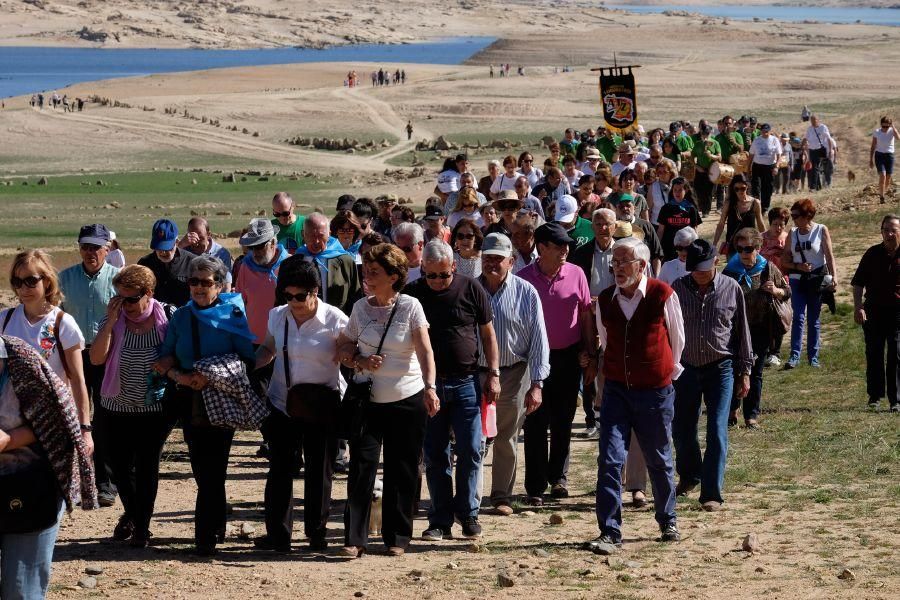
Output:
[477, 272, 550, 381]
[58, 261, 119, 344]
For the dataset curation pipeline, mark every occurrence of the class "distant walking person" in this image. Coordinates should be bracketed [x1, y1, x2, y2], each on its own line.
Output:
[870, 116, 900, 203]
[406, 121, 414, 141]
[805, 115, 833, 191]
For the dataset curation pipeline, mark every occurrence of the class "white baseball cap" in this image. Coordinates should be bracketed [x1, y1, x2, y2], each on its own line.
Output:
[554, 194, 578, 225]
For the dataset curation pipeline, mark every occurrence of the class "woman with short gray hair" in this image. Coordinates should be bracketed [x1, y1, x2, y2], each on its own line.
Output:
[658, 227, 698, 285]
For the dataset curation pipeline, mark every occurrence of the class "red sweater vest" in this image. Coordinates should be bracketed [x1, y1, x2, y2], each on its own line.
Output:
[598, 278, 675, 390]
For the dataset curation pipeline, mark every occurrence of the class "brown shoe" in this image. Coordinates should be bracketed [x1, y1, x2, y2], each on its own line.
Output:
[493, 503, 514, 516]
[701, 501, 722, 512]
[523, 495, 544, 507]
[386, 546, 405, 557]
[338, 546, 365, 558]
[631, 491, 648, 508]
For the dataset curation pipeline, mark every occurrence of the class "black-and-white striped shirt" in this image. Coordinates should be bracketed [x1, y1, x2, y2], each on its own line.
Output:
[671, 273, 753, 373]
[98, 316, 164, 414]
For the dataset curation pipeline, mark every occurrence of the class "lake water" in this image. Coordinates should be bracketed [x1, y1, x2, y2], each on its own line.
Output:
[0, 36, 495, 99]
[611, 4, 900, 26]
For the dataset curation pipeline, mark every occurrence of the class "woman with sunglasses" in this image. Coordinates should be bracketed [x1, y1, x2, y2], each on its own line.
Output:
[2, 250, 92, 443]
[335, 244, 438, 558]
[451, 219, 484, 278]
[656, 177, 702, 261]
[723, 228, 790, 428]
[658, 227, 698, 286]
[89, 265, 174, 547]
[252, 259, 348, 553]
[153, 256, 256, 556]
[712, 174, 765, 257]
[870, 116, 900, 203]
[447, 187, 484, 229]
[518, 151, 544, 188]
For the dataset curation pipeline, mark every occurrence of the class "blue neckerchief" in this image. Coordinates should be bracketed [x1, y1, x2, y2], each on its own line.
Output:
[242, 244, 289, 282]
[667, 193, 694, 211]
[295, 236, 349, 268]
[724, 253, 767, 287]
[188, 293, 256, 341]
[347, 238, 362, 257]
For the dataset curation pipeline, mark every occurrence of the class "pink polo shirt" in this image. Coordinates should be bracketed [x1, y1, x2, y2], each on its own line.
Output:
[517, 261, 590, 350]
[235, 266, 278, 344]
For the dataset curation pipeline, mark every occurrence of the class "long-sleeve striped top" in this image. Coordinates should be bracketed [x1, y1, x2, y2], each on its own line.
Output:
[671, 273, 753, 373]
[477, 273, 551, 382]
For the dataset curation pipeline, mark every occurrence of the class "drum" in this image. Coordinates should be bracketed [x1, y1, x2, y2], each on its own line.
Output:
[680, 156, 696, 182]
[729, 151, 750, 174]
[709, 162, 735, 185]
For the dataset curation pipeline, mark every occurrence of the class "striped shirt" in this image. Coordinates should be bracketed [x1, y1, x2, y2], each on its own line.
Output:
[98, 316, 164, 414]
[671, 272, 753, 373]
[476, 273, 551, 382]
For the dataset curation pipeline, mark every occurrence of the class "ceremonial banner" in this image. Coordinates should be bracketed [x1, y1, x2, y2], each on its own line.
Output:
[598, 67, 639, 135]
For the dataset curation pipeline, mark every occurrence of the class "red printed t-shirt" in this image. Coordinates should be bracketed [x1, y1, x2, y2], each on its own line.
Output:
[517, 261, 590, 350]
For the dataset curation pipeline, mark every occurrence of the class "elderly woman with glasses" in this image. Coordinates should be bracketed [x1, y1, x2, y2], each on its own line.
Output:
[723, 228, 790, 428]
[253, 259, 349, 553]
[657, 227, 698, 286]
[89, 265, 173, 547]
[712, 174, 765, 257]
[153, 256, 256, 556]
[451, 218, 484, 278]
[330, 211, 363, 256]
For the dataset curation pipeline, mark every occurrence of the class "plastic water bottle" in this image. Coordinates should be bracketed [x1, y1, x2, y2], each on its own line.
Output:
[481, 398, 497, 438]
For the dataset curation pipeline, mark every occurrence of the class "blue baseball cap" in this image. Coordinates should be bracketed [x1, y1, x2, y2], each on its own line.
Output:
[77, 223, 110, 246]
[150, 219, 178, 251]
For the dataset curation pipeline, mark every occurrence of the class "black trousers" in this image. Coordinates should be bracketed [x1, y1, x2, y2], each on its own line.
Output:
[523, 344, 581, 496]
[751, 163, 775, 210]
[104, 410, 174, 534]
[808, 148, 827, 190]
[693, 170, 715, 215]
[864, 310, 900, 407]
[82, 349, 115, 494]
[178, 390, 235, 548]
[344, 391, 426, 549]
[261, 409, 336, 544]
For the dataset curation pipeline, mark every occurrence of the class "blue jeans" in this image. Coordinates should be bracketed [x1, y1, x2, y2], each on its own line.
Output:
[0, 501, 64, 600]
[595, 380, 677, 542]
[789, 278, 823, 362]
[424, 374, 483, 527]
[673, 359, 733, 504]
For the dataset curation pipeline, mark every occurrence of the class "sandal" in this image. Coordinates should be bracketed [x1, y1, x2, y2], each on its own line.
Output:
[338, 545, 365, 558]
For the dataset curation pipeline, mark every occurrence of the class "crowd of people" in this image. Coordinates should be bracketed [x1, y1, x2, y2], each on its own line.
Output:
[1, 113, 897, 599]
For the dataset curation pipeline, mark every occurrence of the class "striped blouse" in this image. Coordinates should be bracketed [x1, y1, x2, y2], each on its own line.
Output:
[98, 316, 164, 414]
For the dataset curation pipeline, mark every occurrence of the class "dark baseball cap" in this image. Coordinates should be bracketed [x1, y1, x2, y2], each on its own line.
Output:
[424, 204, 444, 220]
[77, 223, 110, 246]
[535, 222, 573, 246]
[150, 218, 178, 251]
[685, 239, 716, 272]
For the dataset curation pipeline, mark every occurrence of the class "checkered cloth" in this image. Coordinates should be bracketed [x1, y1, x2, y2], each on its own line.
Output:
[194, 353, 269, 430]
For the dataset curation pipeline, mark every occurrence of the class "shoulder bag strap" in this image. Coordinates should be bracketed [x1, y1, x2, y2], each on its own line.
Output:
[190, 310, 201, 366]
[2, 307, 14, 333]
[375, 299, 401, 356]
[54, 310, 71, 379]
[795, 229, 809, 264]
[282, 317, 292, 386]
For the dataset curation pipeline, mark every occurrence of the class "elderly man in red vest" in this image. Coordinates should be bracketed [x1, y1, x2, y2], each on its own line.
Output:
[588, 236, 685, 555]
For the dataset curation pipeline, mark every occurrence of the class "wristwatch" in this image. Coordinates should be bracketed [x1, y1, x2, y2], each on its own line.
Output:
[531, 380, 544, 389]
[80, 423, 94, 432]
[489, 369, 501, 377]
[424, 383, 436, 391]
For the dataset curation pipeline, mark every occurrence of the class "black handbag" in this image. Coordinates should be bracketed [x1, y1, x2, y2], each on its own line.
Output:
[0, 451, 61, 534]
[340, 300, 399, 439]
[794, 230, 829, 295]
[282, 319, 342, 428]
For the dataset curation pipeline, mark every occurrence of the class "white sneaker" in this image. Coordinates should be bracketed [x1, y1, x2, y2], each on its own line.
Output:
[764, 355, 781, 368]
[583, 426, 600, 439]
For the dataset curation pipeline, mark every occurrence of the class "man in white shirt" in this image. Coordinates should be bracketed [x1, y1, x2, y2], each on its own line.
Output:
[588, 237, 684, 554]
[805, 115, 832, 190]
[748, 123, 783, 210]
[611, 143, 637, 178]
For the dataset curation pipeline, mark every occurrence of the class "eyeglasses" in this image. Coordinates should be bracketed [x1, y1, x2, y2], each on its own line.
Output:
[272, 210, 292, 218]
[11, 275, 42, 289]
[610, 258, 640, 268]
[117, 293, 145, 304]
[80, 243, 103, 252]
[337, 227, 357, 235]
[456, 233, 476, 240]
[736, 245, 757, 254]
[674, 245, 690, 252]
[790, 212, 804, 219]
[425, 272, 452, 280]
[283, 291, 311, 302]
[188, 277, 219, 288]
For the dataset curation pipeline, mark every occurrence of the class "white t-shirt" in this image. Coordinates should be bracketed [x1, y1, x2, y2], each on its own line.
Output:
[658, 258, 688, 286]
[750, 135, 783, 166]
[447, 210, 484, 229]
[0, 305, 85, 384]
[266, 302, 348, 416]
[106, 249, 126, 268]
[611, 161, 637, 178]
[344, 294, 428, 403]
[490, 172, 522, 196]
[873, 128, 896, 154]
[521, 167, 544, 188]
[805, 124, 831, 151]
[564, 169, 585, 190]
[437, 169, 460, 194]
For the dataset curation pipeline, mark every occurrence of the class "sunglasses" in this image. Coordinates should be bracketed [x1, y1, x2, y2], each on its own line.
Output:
[790, 212, 803, 219]
[80, 243, 103, 252]
[283, 291, 311, 302]
[399, 245, 415, 253]
[522, 159, 534, 163]
[117, 293, 145, 305]
[674, 245, 690, 252]
[456, 233, 475, 240]
[736, 245, 757, 254]
[497, 202, 519, 211]
[11, 275, 42, 289]
[425, 272, 452, 280]
[188, 277, 219, 288]
[272, 210, 292, 218]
